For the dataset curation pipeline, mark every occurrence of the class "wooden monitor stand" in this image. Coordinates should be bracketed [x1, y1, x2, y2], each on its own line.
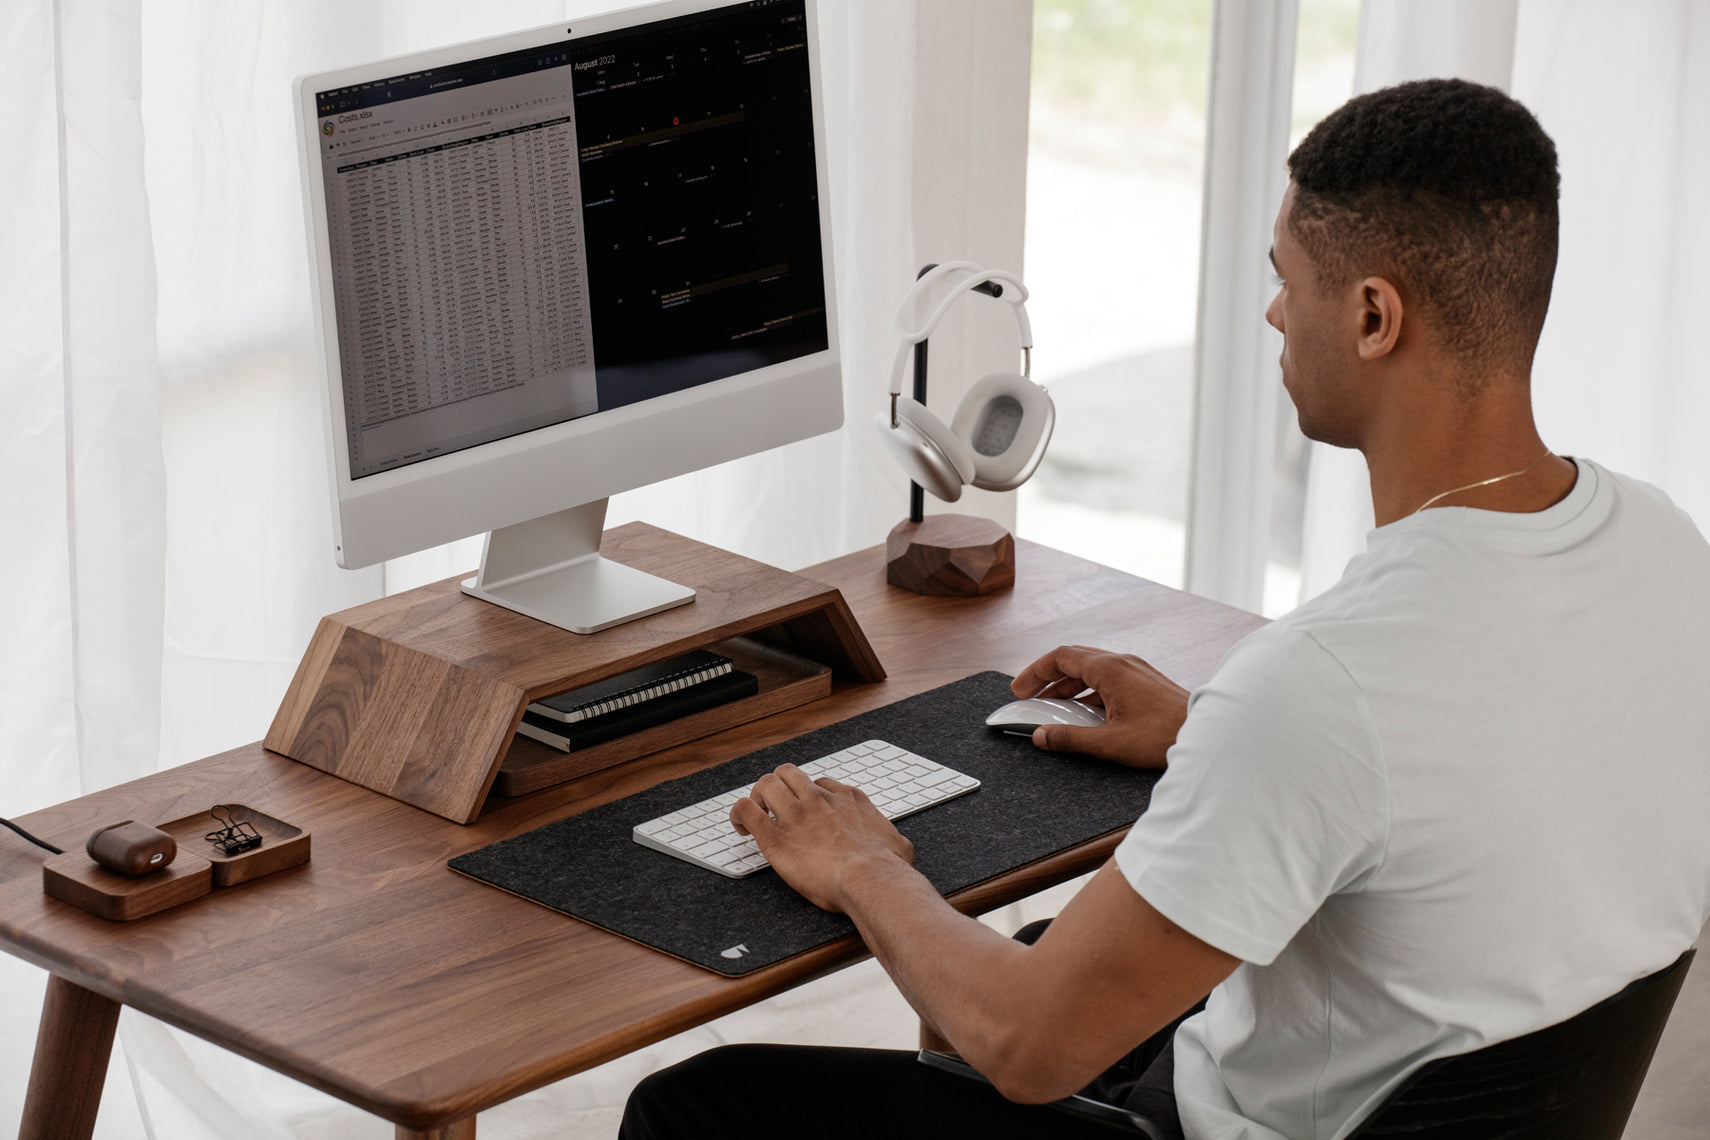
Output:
[264, 523, 885, 823]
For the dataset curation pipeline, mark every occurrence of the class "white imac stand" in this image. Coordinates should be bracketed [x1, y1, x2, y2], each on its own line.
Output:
[460, 500, 695, 634]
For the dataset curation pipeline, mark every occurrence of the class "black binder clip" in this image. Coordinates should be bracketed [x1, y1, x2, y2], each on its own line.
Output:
[204, 805, 263, 856]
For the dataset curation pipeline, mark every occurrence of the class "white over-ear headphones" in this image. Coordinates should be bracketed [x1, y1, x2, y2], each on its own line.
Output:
[873, 261, 1054, 503]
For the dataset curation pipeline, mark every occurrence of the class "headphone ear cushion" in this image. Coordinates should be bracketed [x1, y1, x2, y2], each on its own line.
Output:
[873, 398, 976, 503]
[949, 372, 1055, 491]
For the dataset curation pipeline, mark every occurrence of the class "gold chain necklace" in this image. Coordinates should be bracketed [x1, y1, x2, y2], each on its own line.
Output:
[1409, 447, 1554, 517]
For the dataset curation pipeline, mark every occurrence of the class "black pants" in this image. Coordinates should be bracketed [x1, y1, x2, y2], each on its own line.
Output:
[620, 920, 1203, 1140]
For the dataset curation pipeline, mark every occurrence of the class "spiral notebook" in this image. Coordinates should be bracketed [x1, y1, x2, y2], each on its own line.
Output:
[527, 649, 734, 724]
[517, 669, 758, 752]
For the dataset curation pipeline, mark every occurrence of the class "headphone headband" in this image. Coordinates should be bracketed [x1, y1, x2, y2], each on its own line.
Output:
[887, 262, 1034, 397]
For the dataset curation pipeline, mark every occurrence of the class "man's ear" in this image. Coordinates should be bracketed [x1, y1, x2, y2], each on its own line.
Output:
[1357, 277, 1403, 360]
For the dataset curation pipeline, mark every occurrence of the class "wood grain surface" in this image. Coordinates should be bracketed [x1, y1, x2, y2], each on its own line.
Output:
[157, 805, 311, 888]
[0, 539, 1263, 1132]
[40, 852, 213, 923]
[20, 975, 121, 1140]
[885, 514, 1016, 595]
[397, 1119, 476, 1140]
[264, 524, 884, 823]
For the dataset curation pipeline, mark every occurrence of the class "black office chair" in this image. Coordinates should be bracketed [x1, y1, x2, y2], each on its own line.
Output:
[1348, 948, 1694, 1139]
[923, 928, 1693, 1140]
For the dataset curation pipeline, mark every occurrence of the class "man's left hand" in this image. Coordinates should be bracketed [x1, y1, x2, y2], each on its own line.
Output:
[730, 764, 915, 912]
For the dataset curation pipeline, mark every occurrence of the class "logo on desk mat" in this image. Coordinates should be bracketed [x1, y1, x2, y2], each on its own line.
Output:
[720, 943, 750, 960]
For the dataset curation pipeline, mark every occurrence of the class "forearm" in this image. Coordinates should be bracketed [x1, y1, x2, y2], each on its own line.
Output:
[737, 763, 1229, 1100]
[835, 853, 1062, 1099]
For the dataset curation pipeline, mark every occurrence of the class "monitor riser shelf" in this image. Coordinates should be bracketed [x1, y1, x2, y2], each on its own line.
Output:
[264, 523, 886, 823]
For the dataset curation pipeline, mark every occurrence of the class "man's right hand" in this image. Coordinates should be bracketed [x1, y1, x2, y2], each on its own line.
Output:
[1011, 645, 1189, 768]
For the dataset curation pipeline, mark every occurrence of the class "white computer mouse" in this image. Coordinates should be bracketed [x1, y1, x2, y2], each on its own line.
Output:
[985, 697, 1107, 736]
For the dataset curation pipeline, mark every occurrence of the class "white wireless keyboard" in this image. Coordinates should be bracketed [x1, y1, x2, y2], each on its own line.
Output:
[632, 740, 980, 878]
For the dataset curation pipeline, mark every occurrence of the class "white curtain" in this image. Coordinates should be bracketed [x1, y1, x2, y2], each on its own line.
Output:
[0, 0, 917, 1134]
[1517, 1, 1710, 530]
[1184, 0, 1299, 612]
[1297, 0, 1710, 602]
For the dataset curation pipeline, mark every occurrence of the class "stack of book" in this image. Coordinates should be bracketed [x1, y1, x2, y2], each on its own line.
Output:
[516, 650, 759, 752]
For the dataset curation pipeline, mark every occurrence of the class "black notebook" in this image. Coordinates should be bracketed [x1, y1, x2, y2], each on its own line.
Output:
[516, 668, 759, 752]
[528, 649, 734, 724]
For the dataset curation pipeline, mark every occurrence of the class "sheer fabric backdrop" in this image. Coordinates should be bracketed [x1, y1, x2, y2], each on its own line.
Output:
[1296, 0, 1710, 603]
[1516, 1, 1710, 530]
[0, 0, 916, 1134]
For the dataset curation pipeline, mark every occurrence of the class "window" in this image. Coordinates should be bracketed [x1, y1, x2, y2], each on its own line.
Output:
[1020, 0, 1358, 616]
[1019, 0, 1214, 589]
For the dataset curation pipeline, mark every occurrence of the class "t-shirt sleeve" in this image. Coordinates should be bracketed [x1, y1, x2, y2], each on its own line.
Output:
[1115, 626, 1388, 966]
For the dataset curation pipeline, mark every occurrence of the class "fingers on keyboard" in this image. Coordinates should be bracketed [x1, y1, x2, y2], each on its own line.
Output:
[634, 740, 979, 875]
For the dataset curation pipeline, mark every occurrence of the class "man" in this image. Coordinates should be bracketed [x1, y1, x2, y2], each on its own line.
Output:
[621, 79, 1710, 1139]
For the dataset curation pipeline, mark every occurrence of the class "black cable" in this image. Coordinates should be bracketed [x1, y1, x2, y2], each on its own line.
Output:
[1, 816, 64, 855]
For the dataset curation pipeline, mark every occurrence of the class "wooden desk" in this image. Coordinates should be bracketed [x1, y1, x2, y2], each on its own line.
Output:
[0, 540, 1263, 1139]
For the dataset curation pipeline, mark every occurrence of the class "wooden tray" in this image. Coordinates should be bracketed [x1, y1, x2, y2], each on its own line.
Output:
[42, 852, 212, 922]
[159, 804, 312, 887]
[43, 804, 311, 921]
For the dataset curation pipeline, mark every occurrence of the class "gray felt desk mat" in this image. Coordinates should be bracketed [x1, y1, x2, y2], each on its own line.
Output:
[449, 672, 1158, 976]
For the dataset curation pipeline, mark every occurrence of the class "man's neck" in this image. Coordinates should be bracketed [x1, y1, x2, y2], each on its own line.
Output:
[1361, 370, 1575, 526]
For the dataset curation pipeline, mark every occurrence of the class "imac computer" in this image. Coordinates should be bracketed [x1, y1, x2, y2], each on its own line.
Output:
[294, 0, 839, 634]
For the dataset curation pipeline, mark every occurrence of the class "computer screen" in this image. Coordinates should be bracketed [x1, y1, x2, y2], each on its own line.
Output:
[296, 0, 841, 632]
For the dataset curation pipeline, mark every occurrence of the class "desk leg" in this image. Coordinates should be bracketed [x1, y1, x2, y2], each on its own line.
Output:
[20, 975, 120, 1140]
[397, 1119, 475, 1140]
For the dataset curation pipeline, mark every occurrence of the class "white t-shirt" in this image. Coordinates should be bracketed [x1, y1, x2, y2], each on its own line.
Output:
[1115, 459, 1710, 1140]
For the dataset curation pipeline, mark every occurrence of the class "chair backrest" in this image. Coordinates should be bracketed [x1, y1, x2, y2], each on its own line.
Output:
[1350, 949, 1695, 1140]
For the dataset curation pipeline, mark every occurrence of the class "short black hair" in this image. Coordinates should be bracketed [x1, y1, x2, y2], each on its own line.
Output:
[1287, 78, 1560, 381]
